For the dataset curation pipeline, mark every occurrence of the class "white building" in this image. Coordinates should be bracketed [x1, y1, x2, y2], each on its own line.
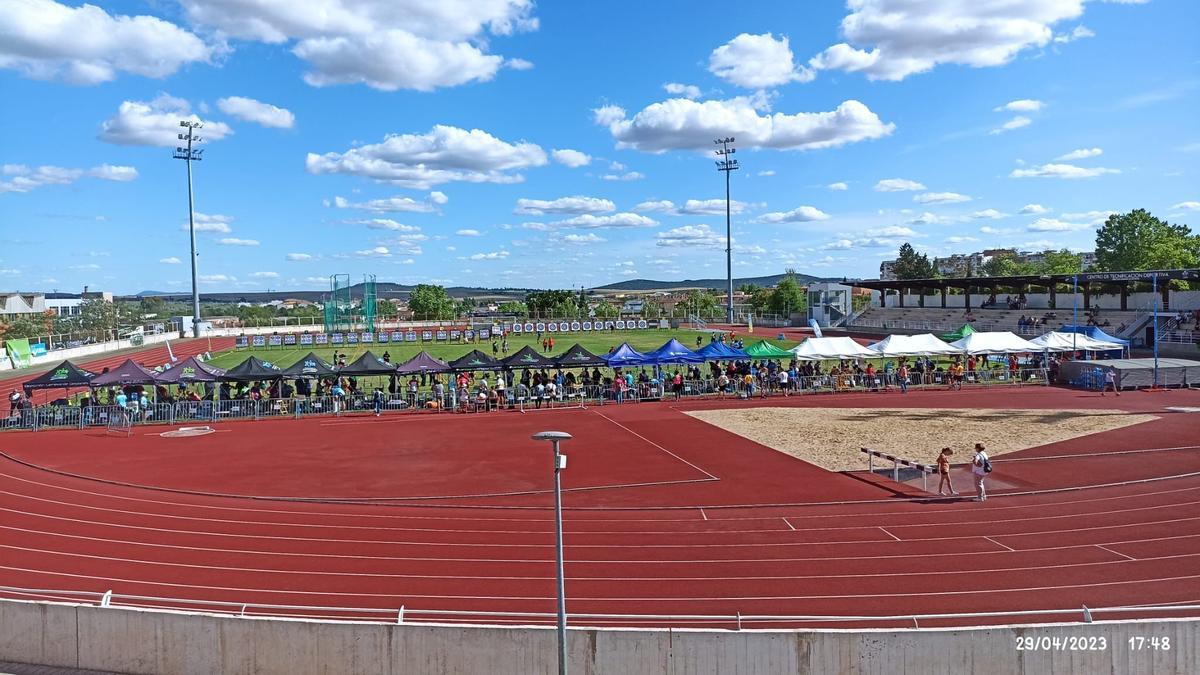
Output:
[0, 292, 47, 317]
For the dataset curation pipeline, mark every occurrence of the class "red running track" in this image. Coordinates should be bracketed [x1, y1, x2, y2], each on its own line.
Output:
[1, 386, 1199, 628]
[1, 337, 235, 405]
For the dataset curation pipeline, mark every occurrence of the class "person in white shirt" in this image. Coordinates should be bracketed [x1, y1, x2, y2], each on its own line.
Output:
[777, 369, 789, 397]
[1101, 368, 1120, 397]
[972, 443, 990, 502]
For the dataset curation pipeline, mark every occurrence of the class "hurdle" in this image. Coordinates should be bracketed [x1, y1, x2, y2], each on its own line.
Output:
[861, 447, 936, 492]
[105, 410, 133, 437]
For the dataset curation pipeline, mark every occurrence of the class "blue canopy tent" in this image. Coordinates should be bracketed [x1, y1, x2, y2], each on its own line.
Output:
[1058, 324, 1130, 348]
[643, 339, 705, 365]
[695, 341, 748, 361]
[603, 343, 649, 368]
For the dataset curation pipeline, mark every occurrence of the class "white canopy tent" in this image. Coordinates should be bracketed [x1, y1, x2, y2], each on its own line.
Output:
[791, 337, 879, 361]
[949, 331, 1041, 355]
[868, 333, 963, 357]
[1028, 331, 1126, 353]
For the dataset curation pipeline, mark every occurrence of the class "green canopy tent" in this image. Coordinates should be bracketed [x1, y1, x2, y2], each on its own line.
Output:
[742, 340, 794, 359]
[940, 323, 977, 342]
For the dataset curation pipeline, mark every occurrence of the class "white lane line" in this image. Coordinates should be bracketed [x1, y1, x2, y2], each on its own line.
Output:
[7, 503, 1200, 550]
[1096, 544, 1136, 561]
[5, 523, 1197, 566]
[783, 518, 796, 531]
[4, 564, 1198, 602]
[993, 444, 1200, 462]
[6, 489, 1200, 537]
[5, 543, 1195, 583]
[985, 536, 1015, 552]
[879, 527, 901, 542]
[592, 411, 719, 480]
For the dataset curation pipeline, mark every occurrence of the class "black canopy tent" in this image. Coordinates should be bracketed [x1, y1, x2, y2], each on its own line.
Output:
[220, 356, 283, 382]
[553, 343, 607, 368]
[22, 360, 95, 393]
[281, 352, 338, 378]
[89, 359, 159, 387]
[500, 346, 558, 369]
[339, 351, 397, 376]
[395, 351, 451, 375]
[448, 350, 502, 371]
[155, 356, 225, 384]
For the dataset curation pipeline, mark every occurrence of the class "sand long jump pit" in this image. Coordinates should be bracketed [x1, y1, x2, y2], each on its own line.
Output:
[686, 407, 1159, 472]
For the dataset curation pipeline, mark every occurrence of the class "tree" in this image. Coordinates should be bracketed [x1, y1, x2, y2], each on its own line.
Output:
[892, 243, 936, 279]
[766, 273, 807, 316]
[0, 313, 54, 341]
[591, 302, 619, 319]
[407, 284, 456, 319]
[1038, 249, 1084, 275]
[982, 250, 1036, 277]
[1094, 209, 1199, 272]
[497, 301, 528, 317]
[236, 305, 276, 326]
[374, 299, 399, 319]
[526, 290, 578, 317]
[640, 298, 664, 319]
[683, 289, 718, 317]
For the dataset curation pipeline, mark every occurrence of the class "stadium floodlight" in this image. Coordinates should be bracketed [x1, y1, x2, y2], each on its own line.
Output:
[714, 137, 740, 324]
[173, 121, 205, 338]
[532, 430, 573, 675]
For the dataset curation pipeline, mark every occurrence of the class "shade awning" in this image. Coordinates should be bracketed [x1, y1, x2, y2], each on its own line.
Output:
[21, 360, 95, 391]
[155, 356, 225, 384]
[220, 356, 283, 381]
[743, 340, 794, 358]
[501, 346, 558, 369]
[90, 359, 159, 386]
[643, 339, 705, 364]
[948, 331, 1041, 355]
[695, 341, 748, 360]
[448, 350, 502, 371]
[339, 351, 397, 376]
[868, 333, 963, 357]
[1028, 331, 1125, 352]
[281, 352, 339, 378]
[603, 343, 649, 368]
[553, 343, 607, 367]
[790, 337, 878, 361]
[395, 351, 451, 375]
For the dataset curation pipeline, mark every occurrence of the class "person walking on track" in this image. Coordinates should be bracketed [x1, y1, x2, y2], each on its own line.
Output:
[937, 447, 958, 496]
[1101, 368, 1120, 397]
[972, 443, 991, 502]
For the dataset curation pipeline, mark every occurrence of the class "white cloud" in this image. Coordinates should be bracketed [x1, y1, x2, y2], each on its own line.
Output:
[875, 178, 926, 192]
[664, 82, 702, 99]
[332, 193, 443, 213]
[0, 165, 80, 193]
[550, 213, 657, 229]
[198, 274, 234, 283]
[217, 96, 295, 129]
[656, 224, 725, 248]
[159, 257, 181, 264]
[907, 211, 951, 225]
[989, 116, 1031, 135]
[185, 213, 234, 234]
[994, 99, 1044, 113]
[1059, 210, 1116, 225]
[866, 225, 920, 237]
[914, 192, 972, 204]
[755, 206, 831, 223]
[1027, 218, 1091, 232]
[67, 264, 100, 271]
[0, 0, 211, 85]
[601, 171, 644, 181]
[558, 233, 605, 244]
[355, 246, 392, 258]
[514, 196, 615, 215]
[808, 1, 1102, 81]
[250, 271, 279, 279]
[969, 209, 1008, 219]
[99, 94, 233, 147]
[1020, 203, 1050, 214]
[505, 58, 533, 70]
[306, 125, 547, 188]
[456, 229, 483, 236]
[594, 97, 893, 152]
[1054, 25, 1095, 44]
[1173, 201, 1200, 211]
[346, 218, 421, 231]
[979, 226, 1018, 235]
[469, 250, 510, 260]
[1056, 147, 1103, 160]
[633, 200, 677, 214]
[285, 253, 314, 261]
[180, 1, 536, 92]
[1010, 163, 1120, 179]
[945, 236, 980, 244]
[827, 182, 849, 191]
[679, 199, 748, 215]
[758, 170, 776, 177]
[217, 237, 260, 246]
[708, 33, 814, 88]
[551, 149, 591, 168]
[88, 164, 139, 181]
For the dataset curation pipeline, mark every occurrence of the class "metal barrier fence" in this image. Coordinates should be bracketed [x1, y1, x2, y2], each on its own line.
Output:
[1, 585, 1197, 630]
[0, 369, 1049, 432]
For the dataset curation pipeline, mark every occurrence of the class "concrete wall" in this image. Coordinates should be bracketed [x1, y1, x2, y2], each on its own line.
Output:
[879, 290, 1200, 311]
[0, 332, 178, 373]
[2, 600, 1196, 675]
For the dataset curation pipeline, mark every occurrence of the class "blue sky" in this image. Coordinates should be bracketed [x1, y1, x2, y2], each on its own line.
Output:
[1, 0, 1197, 295]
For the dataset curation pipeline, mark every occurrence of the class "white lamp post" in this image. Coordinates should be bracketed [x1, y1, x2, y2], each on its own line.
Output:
[532, 430, 572, 675]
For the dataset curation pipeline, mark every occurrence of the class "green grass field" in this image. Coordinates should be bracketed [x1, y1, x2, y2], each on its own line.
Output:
[205, 328, 799, 370]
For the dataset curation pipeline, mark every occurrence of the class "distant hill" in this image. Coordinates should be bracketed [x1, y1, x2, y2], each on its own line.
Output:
[596, 272, 834, 292]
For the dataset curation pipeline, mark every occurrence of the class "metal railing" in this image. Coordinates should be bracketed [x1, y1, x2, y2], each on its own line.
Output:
[1, 585, 1197, 630]
[0, 369, 1050, 432]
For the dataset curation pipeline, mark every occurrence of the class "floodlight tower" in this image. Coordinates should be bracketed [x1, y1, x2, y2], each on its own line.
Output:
[174, 121, 204, 337]
[715, 137, 738, 324]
